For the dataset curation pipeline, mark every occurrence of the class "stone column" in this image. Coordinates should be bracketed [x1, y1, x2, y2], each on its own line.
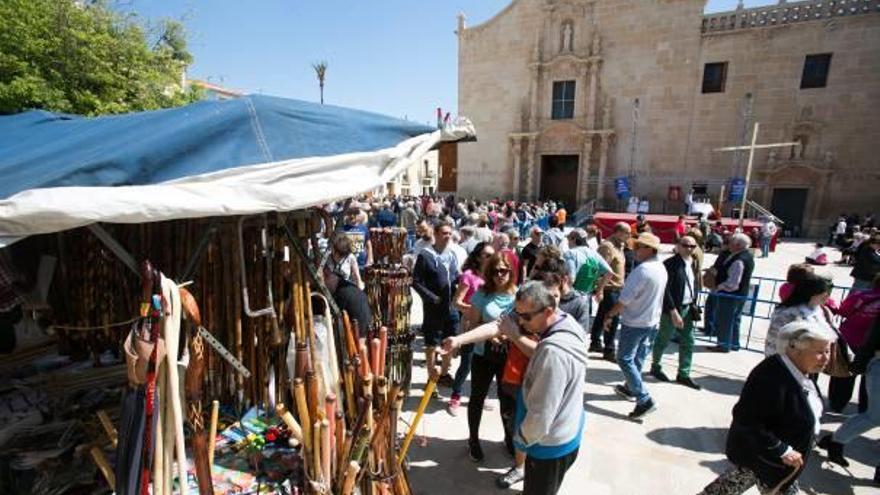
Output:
[580, 62, 590, 125]
[528, 65, 541, 130]
[526, 135, 538, 200]
[579, 136, 593, 203]
[510, 136, 523, 199]
[587, 59, 600, 130]
[596, 134, 610, 201]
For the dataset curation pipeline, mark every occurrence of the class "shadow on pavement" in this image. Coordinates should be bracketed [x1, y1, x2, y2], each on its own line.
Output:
[813, 433, 880, 472]
[798, 455, 865, 495]
[584, 366, 625, 386]
[693, 373, 744, 397]
[404, 435, 515, 495]
[698, 458, 732, 475]
[646, 426, 727, 454]
[583, 393, 632, 422]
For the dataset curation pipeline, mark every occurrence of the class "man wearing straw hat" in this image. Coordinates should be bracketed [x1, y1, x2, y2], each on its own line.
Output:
[603, 232, 667, 419]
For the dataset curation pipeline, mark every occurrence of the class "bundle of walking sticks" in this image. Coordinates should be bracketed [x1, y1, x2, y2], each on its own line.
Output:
[279, 313, 415, 494]
[368, 228, 408, 266]
[29, 208, 429, 494]
[363, 265, 414, 393]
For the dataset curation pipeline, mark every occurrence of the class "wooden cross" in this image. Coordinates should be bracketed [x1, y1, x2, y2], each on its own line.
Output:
[713, 122, 799, 227]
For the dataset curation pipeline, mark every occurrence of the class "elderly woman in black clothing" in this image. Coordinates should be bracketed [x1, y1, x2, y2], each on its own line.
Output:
[700, 321, 837, 495]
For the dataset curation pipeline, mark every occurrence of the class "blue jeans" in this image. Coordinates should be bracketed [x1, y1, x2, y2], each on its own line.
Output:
[704, 293, 719, 336]
[405, 228, 416, 252]
[760, 236, 771, 257]
[451, 343, 474, 398]
[833, 357, 880, 444]
[617, 324, 658, 405]
[715, 294, 744, 351]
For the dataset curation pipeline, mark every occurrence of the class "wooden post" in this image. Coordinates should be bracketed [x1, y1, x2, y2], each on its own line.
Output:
[739, 122, 760, 228]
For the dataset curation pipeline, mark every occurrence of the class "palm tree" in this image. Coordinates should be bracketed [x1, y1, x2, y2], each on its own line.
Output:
[312, 61, 327, 104]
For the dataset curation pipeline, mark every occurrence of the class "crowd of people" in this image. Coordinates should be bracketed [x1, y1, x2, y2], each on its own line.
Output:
[319, 194, 879, 494]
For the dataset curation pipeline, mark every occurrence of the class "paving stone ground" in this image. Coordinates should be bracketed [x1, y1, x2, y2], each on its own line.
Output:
[400, 239, 878, 494]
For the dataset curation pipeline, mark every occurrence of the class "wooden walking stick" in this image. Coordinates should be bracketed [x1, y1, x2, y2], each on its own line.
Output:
[344, 362, 357, 422]
[325, 393, 337, 447]
[160, 275, 188, 495]
[398, 377, 438, 468]
[321, 419, 332, 487]
[371, 338, 381, 377]
[96, 410, 117, 448]
[378, 326, 388, 378]
[89, 445, 116, 491]
[208, 400, 219, 467]
[335, 410, 346, 488]
[341, 461, 360, 495]
[337, 430, 354, 490]
[181, 287, 213, 495]
[307, 370, 320, 422]
[342, 311, 358, 360]
[275, 403, 304, 445]
[312, 421, 323, 483]
[294, 378, 312, 452]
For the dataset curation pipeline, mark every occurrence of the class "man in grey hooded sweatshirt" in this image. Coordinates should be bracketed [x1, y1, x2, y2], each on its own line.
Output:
[511, 281, 589, 495]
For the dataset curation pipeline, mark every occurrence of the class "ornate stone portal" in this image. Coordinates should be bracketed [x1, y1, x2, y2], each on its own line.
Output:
[507, 0, 614, 203]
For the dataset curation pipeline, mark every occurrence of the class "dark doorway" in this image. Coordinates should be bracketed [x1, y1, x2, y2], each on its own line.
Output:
[438, 143, 457, 193]
[771, 188, 808, 237]
[540, 155, 579, 208]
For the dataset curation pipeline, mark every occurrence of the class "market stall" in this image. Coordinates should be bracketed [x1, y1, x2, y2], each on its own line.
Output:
[0, 95, 474, 494]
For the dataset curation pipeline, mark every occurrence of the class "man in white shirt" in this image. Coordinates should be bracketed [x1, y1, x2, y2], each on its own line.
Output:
[449, 231, 469, 271]
[458, 225, 479, 254]
[603, 232, 667, 418]
[759, 217, 778, 258]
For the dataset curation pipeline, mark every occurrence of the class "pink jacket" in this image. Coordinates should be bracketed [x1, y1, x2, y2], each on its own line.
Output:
[838, 288, 880, 348]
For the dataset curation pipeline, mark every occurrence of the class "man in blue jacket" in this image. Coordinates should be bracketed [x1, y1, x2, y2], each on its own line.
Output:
[512, 281, 588, 495]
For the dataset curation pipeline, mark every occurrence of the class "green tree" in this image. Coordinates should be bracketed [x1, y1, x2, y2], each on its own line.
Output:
[0, 0, 200, 116]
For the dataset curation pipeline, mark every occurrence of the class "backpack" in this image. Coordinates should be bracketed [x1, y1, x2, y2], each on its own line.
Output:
[573, 257, 603, 294]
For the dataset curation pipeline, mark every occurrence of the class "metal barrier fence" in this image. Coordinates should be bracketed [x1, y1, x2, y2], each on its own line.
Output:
[696, 276, 851, 352]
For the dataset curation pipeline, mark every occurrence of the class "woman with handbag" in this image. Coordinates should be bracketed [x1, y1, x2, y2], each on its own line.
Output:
[817, 315, 880, 486]
[828, 273, 880, 413]
[764, 273, 834, 357]
[448, 242, 495, 416]
[447, 254, 518, 462]
[700, 321, 838, 495]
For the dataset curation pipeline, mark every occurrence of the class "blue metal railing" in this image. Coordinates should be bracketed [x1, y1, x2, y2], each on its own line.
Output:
[696, 276, 850, 351]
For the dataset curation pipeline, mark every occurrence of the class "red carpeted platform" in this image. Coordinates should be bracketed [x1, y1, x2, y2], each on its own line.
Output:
[591, 212, 776, 249]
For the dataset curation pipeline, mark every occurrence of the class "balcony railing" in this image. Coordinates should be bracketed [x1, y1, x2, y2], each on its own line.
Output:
[702, 0, 880, 34]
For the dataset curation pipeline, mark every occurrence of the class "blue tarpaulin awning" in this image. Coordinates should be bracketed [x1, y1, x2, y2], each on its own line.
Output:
[0, 95, 475, 245]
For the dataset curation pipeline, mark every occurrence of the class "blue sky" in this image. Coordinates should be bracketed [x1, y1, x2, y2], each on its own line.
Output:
[127, 1, 774, 124]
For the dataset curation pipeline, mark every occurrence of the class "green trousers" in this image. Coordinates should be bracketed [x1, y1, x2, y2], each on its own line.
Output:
[651, 306, 695, 378]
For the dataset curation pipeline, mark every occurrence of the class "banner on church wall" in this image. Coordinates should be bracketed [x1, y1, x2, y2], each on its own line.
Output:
[728, 177, 746, 202]
[614, 176, 630, 200]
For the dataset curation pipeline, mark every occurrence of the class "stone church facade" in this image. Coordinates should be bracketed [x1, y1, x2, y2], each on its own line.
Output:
[455, 0, 879, 236]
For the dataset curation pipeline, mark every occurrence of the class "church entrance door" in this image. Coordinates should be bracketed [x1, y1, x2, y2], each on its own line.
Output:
[771, 187, 808, 237]
[540, 155, 579, 208]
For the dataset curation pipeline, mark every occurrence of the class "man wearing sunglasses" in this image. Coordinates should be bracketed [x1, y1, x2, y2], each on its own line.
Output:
[603, 232, 668, 419]
[511, 281, 588, 495]
[650, 236, 702, 390]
